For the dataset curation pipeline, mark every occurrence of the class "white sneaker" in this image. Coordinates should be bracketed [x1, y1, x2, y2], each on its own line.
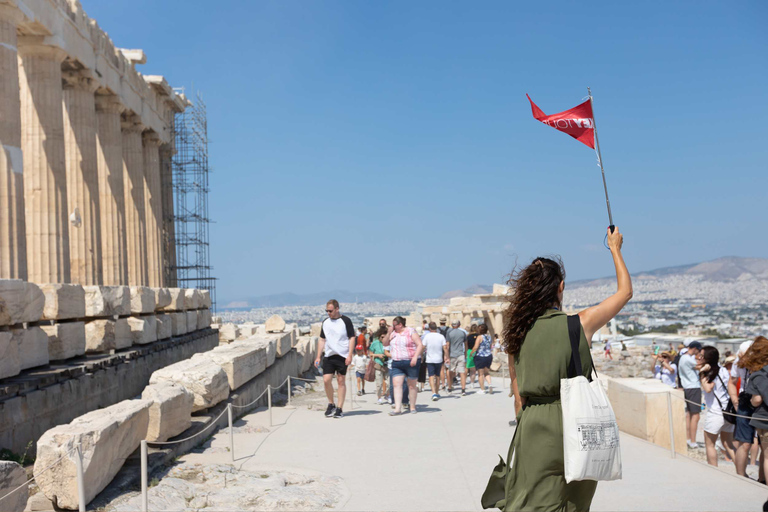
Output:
[478, 390, 485, 394]
[687, 441, 698, 449]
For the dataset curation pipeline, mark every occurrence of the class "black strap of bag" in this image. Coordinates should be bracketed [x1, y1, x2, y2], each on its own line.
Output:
[567, 314, 596, 382]
[714, 373, 738, 425]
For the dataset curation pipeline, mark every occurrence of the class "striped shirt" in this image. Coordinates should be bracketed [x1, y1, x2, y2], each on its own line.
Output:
[390, 327, 418, 361]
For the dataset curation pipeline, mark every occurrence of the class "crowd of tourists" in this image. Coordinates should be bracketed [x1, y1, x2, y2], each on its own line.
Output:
[314, 300, 503, 418]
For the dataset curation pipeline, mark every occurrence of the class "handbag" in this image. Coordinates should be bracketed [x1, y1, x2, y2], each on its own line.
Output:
[561, 315, 622, 483]
[714, 374, 737, 425]
[364, 357, 376, 382]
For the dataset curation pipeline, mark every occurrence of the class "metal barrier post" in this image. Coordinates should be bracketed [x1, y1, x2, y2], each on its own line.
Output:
[287, 376, 292, 406]
[75, 442, 86, 512]
[268, 385, 273, 427]
[228, 404, 234, 463]
[666, 392, 676, 459]
[141, 440, 148, 512]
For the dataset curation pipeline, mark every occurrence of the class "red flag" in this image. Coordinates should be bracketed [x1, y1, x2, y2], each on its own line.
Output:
[526, 94, 595, 149]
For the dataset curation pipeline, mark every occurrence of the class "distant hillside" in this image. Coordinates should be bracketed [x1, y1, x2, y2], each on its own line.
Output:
[222, 290, 394, 309]
[440, 284, 493, 300]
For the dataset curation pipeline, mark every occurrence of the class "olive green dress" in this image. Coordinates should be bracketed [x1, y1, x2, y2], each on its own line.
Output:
[482, 310, 597, 512]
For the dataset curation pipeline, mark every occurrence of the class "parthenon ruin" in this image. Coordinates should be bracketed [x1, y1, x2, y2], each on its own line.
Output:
[0, 0, 186, 287]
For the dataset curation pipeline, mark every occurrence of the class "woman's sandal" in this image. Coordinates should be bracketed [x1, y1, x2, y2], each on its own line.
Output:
[388, 410, 401, 416]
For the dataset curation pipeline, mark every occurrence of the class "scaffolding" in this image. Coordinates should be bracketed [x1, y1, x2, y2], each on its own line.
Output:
[171, 90, 217, 311]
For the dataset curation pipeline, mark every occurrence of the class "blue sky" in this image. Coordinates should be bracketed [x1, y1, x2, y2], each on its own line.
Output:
[86, 1, 768, 302]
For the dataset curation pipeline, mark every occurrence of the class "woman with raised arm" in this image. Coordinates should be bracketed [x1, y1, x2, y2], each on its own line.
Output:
[482, 228, 631, 512]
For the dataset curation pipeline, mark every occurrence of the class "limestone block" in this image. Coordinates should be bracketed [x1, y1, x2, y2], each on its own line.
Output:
[183, 289, 199, 310]
[246, 336, 277, 367]
[42, 322, 86, 361]
[171, 312, 187, 336]
[149, 359, 229, 412]
[163, 288, 186, 312]
[199, 290, 212, 309]
[85, 319, 116, 353]
[127, 316, 158, 345]
[153, 288, 172, 311]
[141, 382, 194, 442]
[0, 280, 45, 326]
[41, 284, 85, 321]
[12, 326, 49, 370]
[0, 332, 20, 380]
[310, 322, 322, 337]
[197, 309, 212, 330]
[239, 324, 258, 337]
[296, 336, 318, 374]
[265, 314, 286, 333]
[0, 461, 28, 512]
[218, 323, 239, 342]
[270, 331, 294, 358]
[130, 287, 155, 314]
[34, 399, 151, 509]
[186, 311, 197, 333]
[156, 313, 172, 340]
[83, 285, 130, 317]
[114, 318, 132, 350]
[209, 342, 268, 390]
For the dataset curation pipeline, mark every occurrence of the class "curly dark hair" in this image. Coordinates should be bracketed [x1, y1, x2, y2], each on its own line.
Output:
[738, 336, 768, 373]
[503, 256, 565, 357]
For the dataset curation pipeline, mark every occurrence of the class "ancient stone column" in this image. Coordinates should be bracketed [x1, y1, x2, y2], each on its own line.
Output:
[159, 144, 176, 287]
[95, 94, 128, 285]
[121, 113, 148, 286]
[18, 39, 70, 284]
[142, 131, 162, 287]
[62, 70, 102, 285]
[0, 5, 27, 279]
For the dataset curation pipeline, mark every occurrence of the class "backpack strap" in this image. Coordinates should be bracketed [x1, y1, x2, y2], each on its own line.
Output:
[567, 315, 583, 379]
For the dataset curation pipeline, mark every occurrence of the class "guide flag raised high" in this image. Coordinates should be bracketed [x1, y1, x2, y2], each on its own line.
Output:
[526, 94, 595, 149]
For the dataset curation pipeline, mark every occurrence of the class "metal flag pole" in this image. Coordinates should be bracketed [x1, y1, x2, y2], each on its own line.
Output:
[587, 87, 614, 232]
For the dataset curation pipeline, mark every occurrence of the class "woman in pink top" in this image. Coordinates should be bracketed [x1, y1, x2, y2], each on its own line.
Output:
[384, 316, 424, 415]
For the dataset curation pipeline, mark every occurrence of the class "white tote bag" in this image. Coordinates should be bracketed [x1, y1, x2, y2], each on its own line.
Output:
[561, 315, 622, 483]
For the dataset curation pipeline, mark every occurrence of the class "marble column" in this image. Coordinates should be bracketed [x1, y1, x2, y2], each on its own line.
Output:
[62, 70, 102, 285]
[159, 144, 176, 287]
[95, 94, 128, 285]
[18, 39, 70, 284]
[0, 5, 26, 279]
[142, 131, 162, 287]
[121, 113, 148, 286]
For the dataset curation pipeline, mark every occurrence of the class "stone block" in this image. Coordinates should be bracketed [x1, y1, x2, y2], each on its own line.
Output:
[197, 309, 212, 330]
[12, 326, 49, 370]
[199, 289, 212, 309]
[246, 336, 277, 368]
[85, 319, 116, 353]
[127, 316, 158, 345]
[296, 336, 318, 374]
[219, 323, 239, 342]
[171, 312, 187, 336]
[141, 382, 194, 442]
[310, 322, 322, 337]
[156, 313, 172, 340]
[265, 314, 286, 333]
[186, 311, 197, 333]
[270, 331, 294, 358]
[239, 324, 258, 337]
[83, 285, 130, 317]
[183, 289, 200, 310]
[34, 399, 151, 509]
[41, 284, 85, 321]
[114, 318, 132, 350]
[130, 286, 155, 314]
[0, 332, 20, 380]
[41, 322, 85, 361]
[149, 358, 229, 412]
[0, 280, 45, 326]
[153, 288, 172, 311]
[209, 342, 268, 390]
[0, 461, 28, 512]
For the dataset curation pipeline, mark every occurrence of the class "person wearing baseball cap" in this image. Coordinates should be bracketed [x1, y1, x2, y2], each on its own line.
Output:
[679, 340, 703, 449]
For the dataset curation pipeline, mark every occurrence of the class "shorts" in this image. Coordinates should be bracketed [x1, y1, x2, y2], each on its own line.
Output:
[474, 355, 493, 370]
[355, 371, 365, 379]
[734, 405, 756, 443]
[449, 355, 466, 374]
[683, 388, 702, 414]
[466, 349, 476, 369]
[427, 362, 443, 377]
[757, 429, 768, 447]
[390, 359, 420, 380]
[418, 360, 427, 383]
[703, 409, 736, 435]
[322, 354, 348, 376]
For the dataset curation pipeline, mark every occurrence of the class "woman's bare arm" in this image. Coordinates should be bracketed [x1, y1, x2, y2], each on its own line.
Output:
[578, 227, 633, 344]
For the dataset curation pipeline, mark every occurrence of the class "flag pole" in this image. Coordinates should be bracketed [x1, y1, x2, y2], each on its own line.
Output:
[587, 87, 614, 233]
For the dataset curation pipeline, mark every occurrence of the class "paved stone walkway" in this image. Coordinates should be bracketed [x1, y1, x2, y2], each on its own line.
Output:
[174, 376, 766, 511]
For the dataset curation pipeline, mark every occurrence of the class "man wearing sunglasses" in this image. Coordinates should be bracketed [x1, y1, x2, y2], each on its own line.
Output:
[314, 299, 356, 418]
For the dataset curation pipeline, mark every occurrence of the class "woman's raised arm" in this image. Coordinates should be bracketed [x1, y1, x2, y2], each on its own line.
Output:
[578, 227, 633, 343]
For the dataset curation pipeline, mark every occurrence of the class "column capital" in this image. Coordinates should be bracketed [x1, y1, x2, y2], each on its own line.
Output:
[62, 70, 100, 93]
[17, 37, 68, 62]
[142, 130, 162, 148]
[121, 112, 144, 134]
[0, 3, 26, 26]
[95, 93, 125, 115]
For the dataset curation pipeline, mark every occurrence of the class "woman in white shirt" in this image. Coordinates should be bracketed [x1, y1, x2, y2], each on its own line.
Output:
[698, 346, 736, 466]
[652, 352, 677, 387]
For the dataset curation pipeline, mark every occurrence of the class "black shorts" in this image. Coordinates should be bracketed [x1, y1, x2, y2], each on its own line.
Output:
[474, 355, 493, 369]
[683, 388, 702, 414]
[322, 354, 348, 376]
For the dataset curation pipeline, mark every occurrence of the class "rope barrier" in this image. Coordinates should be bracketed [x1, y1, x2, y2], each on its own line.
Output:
[608, 385, 756, 420]
[0, 444, 78, 505]
[147, 406, 229, 446]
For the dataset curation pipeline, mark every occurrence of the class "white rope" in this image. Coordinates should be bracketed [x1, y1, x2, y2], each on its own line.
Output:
[0, 445, 78, 505]
[147, 406, 229, 446]
[669, 392, 755, 421]
[230, 376, 291, 410]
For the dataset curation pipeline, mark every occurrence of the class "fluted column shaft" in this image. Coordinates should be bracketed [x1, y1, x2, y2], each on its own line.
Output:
[0, 6, 26, 279]
[122, 115, 148, 285]
[63, 71, 102, 285]
[159, 144, 176, 287]
[18, 40, 70, 283]
[95, 95, 128, 285]
[142, 132, 162, 287]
